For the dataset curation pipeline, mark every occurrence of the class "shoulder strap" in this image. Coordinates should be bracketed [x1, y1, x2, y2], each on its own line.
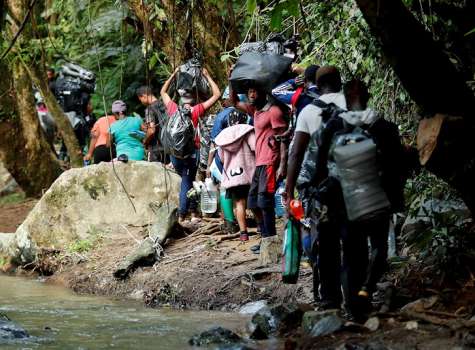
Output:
[290, 86, 304, 107]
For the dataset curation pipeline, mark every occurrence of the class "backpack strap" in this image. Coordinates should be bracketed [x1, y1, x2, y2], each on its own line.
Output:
[290, 86, 304, 108]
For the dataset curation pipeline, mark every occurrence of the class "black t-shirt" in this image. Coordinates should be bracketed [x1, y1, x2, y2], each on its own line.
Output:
[144, 100, 167, 159]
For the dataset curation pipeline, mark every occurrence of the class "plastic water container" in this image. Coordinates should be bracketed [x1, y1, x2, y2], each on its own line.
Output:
[220, 188, 235, 222]
[201, 178, 218, 214]
[274, 181, 285, 217]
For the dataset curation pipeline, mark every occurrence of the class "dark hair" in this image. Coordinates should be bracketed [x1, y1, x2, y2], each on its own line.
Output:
[136, 85, 153, 97]
[227, 109, 248, 126]
[316, 66, 342, 92]
[304, 64, 320, 84]
[47, 68, 55, 74]
[344, 79, 370, 106]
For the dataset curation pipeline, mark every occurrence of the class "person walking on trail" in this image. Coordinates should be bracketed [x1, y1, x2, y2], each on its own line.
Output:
[285, 66, 346, 207]
[272, 64, 320, 118]
[84, 112, 117, 164]
[136, 86, 168, 163]
[232, 87, 288, 254]
[214, 109, 254, 241]
[288, 66, 347, 311]
[160, 66, 221, 225]
[338, 79, 407, 321]
[107, 100, 145, 161]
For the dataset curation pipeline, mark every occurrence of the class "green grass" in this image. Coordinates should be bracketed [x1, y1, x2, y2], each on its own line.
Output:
[0, 192, 26, 205]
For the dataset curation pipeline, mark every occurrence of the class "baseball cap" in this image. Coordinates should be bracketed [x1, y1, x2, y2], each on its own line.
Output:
[111, 100, 127, 114]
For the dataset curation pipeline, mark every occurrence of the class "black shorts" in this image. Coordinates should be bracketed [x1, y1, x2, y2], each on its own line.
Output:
[93, 145, 115, 164]
[247, 164, 277, 209]
[226, 185, 250, 201]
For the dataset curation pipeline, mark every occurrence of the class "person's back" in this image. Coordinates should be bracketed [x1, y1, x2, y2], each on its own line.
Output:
[110, 115, 145, 161]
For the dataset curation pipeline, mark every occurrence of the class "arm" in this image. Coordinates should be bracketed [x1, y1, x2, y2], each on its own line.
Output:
[143, 121, 156, 146]
[160, 67, 179, 107]
[284, 131, 310, 206]
[206, 145, 216, 178]
[271, 79, 297, 105]
[201, 68, 221, 111]
[84, 133, 98, 161]
[276, 134, 288, 182]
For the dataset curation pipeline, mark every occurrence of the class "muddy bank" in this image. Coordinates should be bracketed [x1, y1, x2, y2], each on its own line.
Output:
[46, 223, 313, 311]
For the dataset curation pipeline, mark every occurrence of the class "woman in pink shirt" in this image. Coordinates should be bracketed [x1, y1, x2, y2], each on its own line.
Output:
[84, 114, 117, 164]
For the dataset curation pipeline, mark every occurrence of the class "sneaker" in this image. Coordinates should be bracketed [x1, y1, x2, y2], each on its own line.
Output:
[240, 232, 249, 241]
[250, 244, 260, 254]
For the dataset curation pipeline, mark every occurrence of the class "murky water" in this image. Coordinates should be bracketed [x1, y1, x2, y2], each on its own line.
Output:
[0, 275, 254, 349]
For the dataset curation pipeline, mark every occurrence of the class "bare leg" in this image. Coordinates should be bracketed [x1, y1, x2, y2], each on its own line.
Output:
[235, 198, 247, 232]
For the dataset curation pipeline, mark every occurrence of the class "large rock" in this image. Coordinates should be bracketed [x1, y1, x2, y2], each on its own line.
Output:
[401, 198, 471, 240]
[0, 314, 29, 341]
[248, 303, 304, 339]
[8, 162, 180, 263]
[188, 326, 241, 346]
[309, 314, 344, 337]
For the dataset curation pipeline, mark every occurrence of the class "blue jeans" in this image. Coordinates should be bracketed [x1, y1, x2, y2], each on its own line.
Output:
[170, 151, 199, 217]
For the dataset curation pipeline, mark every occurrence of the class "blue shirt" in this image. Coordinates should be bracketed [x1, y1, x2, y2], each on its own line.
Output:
[110, 116, 145, 161]
[272, 79, 319, 117]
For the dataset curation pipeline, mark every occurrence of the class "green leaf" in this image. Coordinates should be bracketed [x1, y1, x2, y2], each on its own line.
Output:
[270, 3, 284, 30]
[286, 0, 299, 17]
[247, 0, 257, 14]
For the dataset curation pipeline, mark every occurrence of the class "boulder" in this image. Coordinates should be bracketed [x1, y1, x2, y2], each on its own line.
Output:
[188, 326, 241, 346]
[7, 162, 180, 263]
[239, 300, 268, 315]
[401, 198, 471, 240]
[0, 314, 29, 340]
[302, 309, 340, 333]
[248, 303, 304, 339]
[309, 314, 344, 337]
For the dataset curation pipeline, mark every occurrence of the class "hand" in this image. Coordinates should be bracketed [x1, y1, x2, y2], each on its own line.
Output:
[283, 188, 294, 210]
[206, 168, 211, 179]
[276, 165, 286, 183]
[202, 67, 209, 77]
[83, 154, 92, 161]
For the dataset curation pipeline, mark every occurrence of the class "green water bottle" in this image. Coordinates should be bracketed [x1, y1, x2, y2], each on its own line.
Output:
[282, 217, 301, 284]
[220, 188, 235, 222]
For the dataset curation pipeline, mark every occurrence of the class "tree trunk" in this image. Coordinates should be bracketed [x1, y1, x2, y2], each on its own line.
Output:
[355, 0, 475, 216]
[354, 0, 475, 117]
[127, 0, 239, 85]
[0, 63, 62, 197]
[0, 0, 62, 197]
[25, 63, 83, 167]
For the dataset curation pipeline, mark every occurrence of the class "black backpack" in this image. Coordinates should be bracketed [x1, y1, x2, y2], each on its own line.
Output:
[161, 106, 195, 159]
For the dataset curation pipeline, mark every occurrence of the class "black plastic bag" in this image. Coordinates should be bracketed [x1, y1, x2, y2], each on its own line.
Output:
[161, 107, 195, 159]
[168, 58, 210, 102]
[229, 52, 293, 94]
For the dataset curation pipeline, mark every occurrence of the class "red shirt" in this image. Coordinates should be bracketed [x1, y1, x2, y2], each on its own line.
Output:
[252, 104, 287, 166]
[166, 101, 205, 148]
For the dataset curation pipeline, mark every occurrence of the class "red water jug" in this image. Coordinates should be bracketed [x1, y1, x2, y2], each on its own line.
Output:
[289, 199, 304, 220]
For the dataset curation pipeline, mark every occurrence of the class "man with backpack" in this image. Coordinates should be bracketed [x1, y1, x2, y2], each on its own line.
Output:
[289, 66, 347, 310]
[232, 87, 288, 254]
[336, 79, 407, 321]
[160, 66, 221, 225]
[136, 86, 168, 163]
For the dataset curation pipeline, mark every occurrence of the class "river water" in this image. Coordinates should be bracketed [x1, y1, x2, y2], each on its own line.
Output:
[0, 275, 255, 349]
